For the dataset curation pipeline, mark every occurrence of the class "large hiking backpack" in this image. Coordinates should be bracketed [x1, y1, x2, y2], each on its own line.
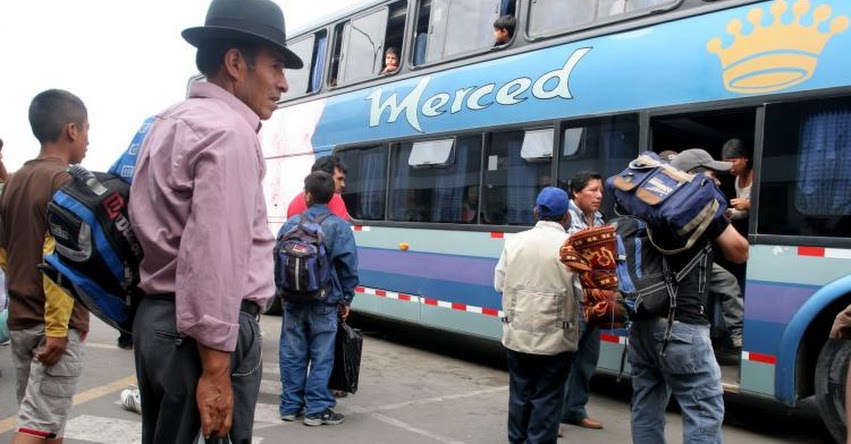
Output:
[607, 152, 727, 254]
[610, 215, 710, 351]
[274, 214, 333, 303]
[40, 117, 152, 333]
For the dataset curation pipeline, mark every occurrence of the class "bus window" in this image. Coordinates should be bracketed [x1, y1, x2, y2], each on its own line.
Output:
[389, 135, 482, 223]
[483, 128, 553, 226]
[415, 0, 506, 65]
[282, 30, 327, 99]
[330, 1, 407, 87]
[528, 0, 678, 38]
[338, 145, 389, 221]
[557, 115, 639, 217]
[760, 97, 851, 238]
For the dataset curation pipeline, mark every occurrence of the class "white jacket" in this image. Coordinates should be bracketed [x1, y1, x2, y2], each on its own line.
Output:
[494, 220, 579, 355]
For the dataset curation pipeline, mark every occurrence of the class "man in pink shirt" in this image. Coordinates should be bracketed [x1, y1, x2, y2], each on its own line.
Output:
[287, 156, 350, 220]
[127, 0, 303, 443]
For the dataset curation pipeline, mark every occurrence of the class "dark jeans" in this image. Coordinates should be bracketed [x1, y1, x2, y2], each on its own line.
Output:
[506, 348, 573, 444]
[133, 297, 262, 444]
[561, 317, 600, 423]
[279, 302, 338, 417]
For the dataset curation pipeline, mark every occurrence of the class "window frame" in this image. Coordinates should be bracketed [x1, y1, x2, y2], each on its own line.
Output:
[525, 0, 684, 41]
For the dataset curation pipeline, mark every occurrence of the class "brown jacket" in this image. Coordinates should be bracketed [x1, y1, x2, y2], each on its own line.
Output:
[0, 156, 89, 333]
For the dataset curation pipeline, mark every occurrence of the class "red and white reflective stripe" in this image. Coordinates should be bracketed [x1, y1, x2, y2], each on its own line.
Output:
[490, 232, 515, 240]
[355, 286, 504, 317]
[742, 351, 777, 364]
[798, 247, 851, 259]
[352, 225, 371, 232]
[600, 333, 628, 345]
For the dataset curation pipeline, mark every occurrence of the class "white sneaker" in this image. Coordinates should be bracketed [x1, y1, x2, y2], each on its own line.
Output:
[120, 387, 142, 414]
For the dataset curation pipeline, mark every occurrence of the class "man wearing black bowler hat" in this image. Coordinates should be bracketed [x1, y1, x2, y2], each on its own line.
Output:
[127, 0, 302, 443]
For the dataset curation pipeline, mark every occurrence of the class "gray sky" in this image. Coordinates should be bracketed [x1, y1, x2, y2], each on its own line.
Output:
[0, 0, 361, 172]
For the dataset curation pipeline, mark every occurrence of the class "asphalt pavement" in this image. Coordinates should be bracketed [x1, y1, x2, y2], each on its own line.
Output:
[0, 314, 835, 443]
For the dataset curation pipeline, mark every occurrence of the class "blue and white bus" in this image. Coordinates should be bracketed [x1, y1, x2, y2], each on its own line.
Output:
[260, 0, 851, 440]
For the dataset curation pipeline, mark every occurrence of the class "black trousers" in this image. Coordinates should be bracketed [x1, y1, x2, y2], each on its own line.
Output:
[506, 348, 573, 444]
[133, 297, 262, 444]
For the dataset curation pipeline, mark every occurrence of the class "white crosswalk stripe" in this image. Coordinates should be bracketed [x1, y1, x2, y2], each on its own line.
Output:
[62, 377, 284, 444]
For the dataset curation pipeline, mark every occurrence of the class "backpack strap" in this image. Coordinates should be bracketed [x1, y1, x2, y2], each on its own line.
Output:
[658, 243, 712, 356]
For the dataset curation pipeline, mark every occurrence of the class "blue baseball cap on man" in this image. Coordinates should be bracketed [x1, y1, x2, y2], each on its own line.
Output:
[535, 187, 570, 217]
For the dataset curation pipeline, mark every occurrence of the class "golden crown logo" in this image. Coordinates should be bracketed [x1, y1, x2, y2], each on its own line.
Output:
[707, 0, 848, 94]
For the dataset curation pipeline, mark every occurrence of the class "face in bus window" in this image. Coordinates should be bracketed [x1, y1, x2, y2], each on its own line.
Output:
[723, 156, 750, 177]
[573, 178, 603, 216]
[233, 45, 289, 120]
[494, 27, 510, 45]
[333, 167, 346, 193]
[384, 52, 399, 72]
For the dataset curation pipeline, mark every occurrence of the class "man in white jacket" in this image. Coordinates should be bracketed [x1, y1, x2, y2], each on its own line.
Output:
[495, 186, 580, 444]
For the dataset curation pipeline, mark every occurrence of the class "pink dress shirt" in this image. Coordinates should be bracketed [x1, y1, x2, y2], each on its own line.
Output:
[129, 82, 275, 352]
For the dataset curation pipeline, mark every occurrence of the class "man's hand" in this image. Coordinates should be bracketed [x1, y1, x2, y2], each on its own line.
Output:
[36, 336, 68, 366]
[197, 345, 233, 440]
[338, 303, 351, 321]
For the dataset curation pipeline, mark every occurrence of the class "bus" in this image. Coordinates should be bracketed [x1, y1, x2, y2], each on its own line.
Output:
[259, 0, 851, 440]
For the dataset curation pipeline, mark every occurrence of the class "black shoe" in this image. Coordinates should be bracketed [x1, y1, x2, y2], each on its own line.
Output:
[304, 409, 344, 426]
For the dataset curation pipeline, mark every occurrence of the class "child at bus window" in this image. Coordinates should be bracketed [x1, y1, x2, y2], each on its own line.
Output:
[493, 15, 516, 46]
[380, 47, 399, 74]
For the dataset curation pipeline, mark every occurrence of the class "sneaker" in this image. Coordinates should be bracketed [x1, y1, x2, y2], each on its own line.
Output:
[0, 339, 9, 346]
[120, 387, 142, 414]
[303, 409, 344, 426]
[280, 407, 305, 422]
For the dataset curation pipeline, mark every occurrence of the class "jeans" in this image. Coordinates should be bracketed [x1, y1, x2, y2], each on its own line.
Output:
[629, 318, 724, 444]
[561, 317, 600, 423]
[279, 302, 338, 417]
[134, 297, 262, 444]
[506, 349, 572, 444]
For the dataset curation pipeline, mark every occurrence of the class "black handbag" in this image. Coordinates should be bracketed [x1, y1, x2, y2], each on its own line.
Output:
[328, 320, 363, 394]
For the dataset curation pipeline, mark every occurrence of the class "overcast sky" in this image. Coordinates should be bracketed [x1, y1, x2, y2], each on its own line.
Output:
[0, 0, 361, 172]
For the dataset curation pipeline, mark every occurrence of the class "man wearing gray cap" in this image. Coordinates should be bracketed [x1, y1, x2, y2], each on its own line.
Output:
[629, 149, 749, 444]
[671, 148, 746, 355]
[128, 0, 302, 443]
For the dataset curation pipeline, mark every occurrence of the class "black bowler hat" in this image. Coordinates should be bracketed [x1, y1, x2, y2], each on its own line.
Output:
[182, 0, 304, 69]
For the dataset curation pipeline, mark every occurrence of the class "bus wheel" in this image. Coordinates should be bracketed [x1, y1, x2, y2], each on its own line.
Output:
[816, 338, 851, 444]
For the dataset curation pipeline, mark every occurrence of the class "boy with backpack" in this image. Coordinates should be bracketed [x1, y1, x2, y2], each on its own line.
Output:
[278, 171, 359, 426]
[624, 149, 749, 444]
[0, 89, 90, 443]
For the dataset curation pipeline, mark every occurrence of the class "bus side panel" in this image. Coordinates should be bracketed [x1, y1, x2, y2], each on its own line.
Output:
[746, 245, 851, 403]
[351, 226, 505, 339]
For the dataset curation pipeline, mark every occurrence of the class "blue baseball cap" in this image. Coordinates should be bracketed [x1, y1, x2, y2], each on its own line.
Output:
[535, 187, 570, 218]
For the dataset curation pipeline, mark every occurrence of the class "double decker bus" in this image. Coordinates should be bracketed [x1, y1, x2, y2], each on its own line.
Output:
[260, 0, 851, 440]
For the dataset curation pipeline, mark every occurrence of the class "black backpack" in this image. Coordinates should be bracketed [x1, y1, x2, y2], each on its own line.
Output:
[42, 167, 143, 333]
[611, 216, 710, 352]
[274, 214, 333, 303]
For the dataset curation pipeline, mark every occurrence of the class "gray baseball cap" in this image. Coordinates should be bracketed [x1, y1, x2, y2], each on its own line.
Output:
[670, 148, 732, 172]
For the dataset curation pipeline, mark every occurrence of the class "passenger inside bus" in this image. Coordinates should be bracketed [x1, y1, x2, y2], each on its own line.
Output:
[381, 47, 400, 74]
[493, 14, 515, 46]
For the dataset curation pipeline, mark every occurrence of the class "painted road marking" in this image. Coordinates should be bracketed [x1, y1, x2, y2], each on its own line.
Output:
[0, 374, 136, 435]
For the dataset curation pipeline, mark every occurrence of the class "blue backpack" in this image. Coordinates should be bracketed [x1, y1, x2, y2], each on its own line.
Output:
[607, 152, 727, 254]
[274, 214, 333, 303]
[41, 117, 153, 333]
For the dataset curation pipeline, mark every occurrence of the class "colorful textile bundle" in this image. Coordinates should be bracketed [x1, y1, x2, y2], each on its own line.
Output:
[559, 225, 628, 329]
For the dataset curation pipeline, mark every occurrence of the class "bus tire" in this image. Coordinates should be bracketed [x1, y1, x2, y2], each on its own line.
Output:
[815, 338, 851, 444]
